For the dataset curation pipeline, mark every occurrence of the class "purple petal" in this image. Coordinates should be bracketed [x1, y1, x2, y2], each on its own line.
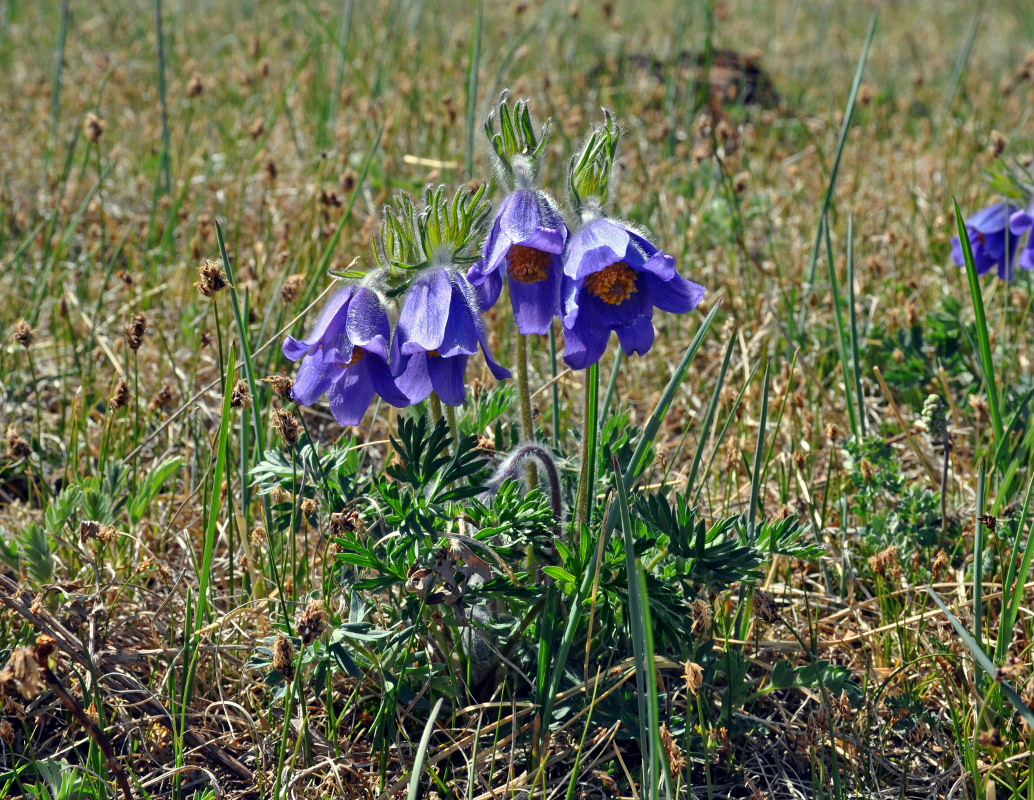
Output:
[633, 249, 676, 282]
[285, 285, 355, 359]
[616, 314, 655, 357]
[328, 368, 376, 426]
[398, 268, 453, 355]
[498, 190, 568, 254]
[429, 354, 468, 405]
[283, 335, 314, 362]
[562, 310, 611, 369]
[644, 272, 705, 314]
[438, 285, 479, 358]
[346, 288, 392, 359]
[563, 218, 630, 280]
[364, 357, 411, 408]
[290, 349, 335, 405]
[968, 203, 1012, 233]
[393, 351, 433, 404]
[509, 263, 560, 335]
[1010, 210, 1034, 236]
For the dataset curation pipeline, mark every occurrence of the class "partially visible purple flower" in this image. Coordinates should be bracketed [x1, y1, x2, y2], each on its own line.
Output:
[467, 189, 568, 334]
[951, 202, 1023, 280]
[283, 285, 410, 425]
[392, 267, 511, 405]
[561, 217, 705, 370]
[1009, 208, 1034, 272]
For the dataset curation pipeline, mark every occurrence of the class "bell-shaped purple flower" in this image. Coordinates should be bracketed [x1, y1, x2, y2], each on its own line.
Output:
[1008, 208, 1034, 273]
[951, 202, 1023, 280]
[466, 189, 568, 334]
[560, 218, 705, 370]
[283, 285, 410, 425]
[392, 267, 511, 405]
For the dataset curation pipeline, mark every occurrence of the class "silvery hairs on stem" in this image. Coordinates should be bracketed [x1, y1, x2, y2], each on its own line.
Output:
[486, 442, 564, 540]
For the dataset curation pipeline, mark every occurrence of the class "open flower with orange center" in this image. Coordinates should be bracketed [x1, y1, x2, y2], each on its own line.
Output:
[467, 188, 568, 334]
[283, 285, 410, 425]
[560, 218, 705, 369]
[392, 267, 511, 405]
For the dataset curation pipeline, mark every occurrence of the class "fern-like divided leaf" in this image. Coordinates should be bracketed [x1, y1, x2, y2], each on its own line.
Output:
[387, 415, 489, 502]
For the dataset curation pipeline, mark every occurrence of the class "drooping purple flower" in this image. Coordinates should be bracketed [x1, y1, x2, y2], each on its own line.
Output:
[1008, 208, 1034, 273]
[283, 285, 410, 425]
[560, 217, 705, 370]
[466, 189, 568, 334]
[951, 202, 1023, 280]
[392, 267, 511, 405]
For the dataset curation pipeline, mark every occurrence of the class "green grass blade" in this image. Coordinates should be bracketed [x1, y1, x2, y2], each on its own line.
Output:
[927, 587, 1034, 729]
[974, 460, 986, 680]
[954, 198, 1004, 447]
[796, 9, 878, 337]
[847, 214, 866, 437]
[996, 464, 1034, 663]
[684, 332, 736, 496]
[823, 215, 858, 438]
[624, 301, 720, 487]
[196, 344, 235, 628]
[748, 366, 769, 535]
[408, 697, 444, 800]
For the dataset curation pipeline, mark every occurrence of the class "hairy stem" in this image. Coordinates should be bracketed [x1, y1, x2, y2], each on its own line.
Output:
[516, 332, 539, 486]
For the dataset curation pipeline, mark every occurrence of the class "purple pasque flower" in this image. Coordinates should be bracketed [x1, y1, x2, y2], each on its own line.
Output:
[283, 285, 410, 425]
[1008, 207, 1034, 272]
[951, 202, 1023, 280]
[467, 189, 568, 334]
[392, 267, 511, 405]
[560, 217, 705, 370]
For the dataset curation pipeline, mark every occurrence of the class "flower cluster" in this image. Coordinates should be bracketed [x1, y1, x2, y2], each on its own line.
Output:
[283, 99, 705, 427]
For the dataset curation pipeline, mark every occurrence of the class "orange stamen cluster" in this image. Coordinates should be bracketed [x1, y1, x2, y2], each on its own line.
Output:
[584, 262, 638, 305]
[505, 244, 552, 284]
[343, 347, 364, 367]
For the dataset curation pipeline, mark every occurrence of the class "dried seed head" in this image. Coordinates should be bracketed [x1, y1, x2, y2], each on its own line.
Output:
[990, 129, 1007, 159]
[271, 632, 294, 678]
[186, 74, 204, 98]
[13, 319, 35, 349]
[659, 722, 686, 774]
[0, 648, 43, 700]
[297, 600, 328, 646]
[97, 524, 118, 547]
[0, 718, 13, 746]
[733, 171, 750, 194]
[281, 274, 305, 303]
[109, 377, 130, 411]
[996, 655, 1023, 682]
[752, 588, 779, 624]
[79, 519, 100, 545]
[690, 599, 711, 637]
[263, 374, 294, 398]
[5, 426, 30, 459]
[250, 526, 266, 549]
[684, 661, 704, 697]
[931, 549, 950, 578]
[195, 259, 228, 297]
[230, 379, 252, 409]
[148, 383, 175, 414]
[330, 509, 364, 535]
[868, 545, 900, 580]
[34, 635, 56, 667]
[978, 728, 1004, 748]
[84, 113, 105, 143]
[125, 313, 147, 350]
[271, 409, 301, 447]
[300, 497, 317, 518]
[859, 458, 875, 483]
[791, 451, 807, 471]
[824, 422, 838, 446]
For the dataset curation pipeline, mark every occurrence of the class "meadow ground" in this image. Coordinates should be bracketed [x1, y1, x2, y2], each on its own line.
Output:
[2, 1, 1034, 798]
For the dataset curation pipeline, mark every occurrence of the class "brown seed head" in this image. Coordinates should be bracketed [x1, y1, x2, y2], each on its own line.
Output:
[186, 74, 204, 98]
[690, 599, 711, 637]
[868, 544, 900, 581]
[824, 422, 839, 445]
[752, 588, 779, 624]
[148, 383, 175, 414]
[659, 722, 686, 774]
[230, 379, 252, 409]
[125, 313, 147, 350]
[263, 374, 294, 398]
[271, 632, 294, 678]
[330, 509, 364, 535]
[195, 259, 228, 297]
[297, 599, 328, 646]
[931, 549, 950, 578]
[250, 525, 267, 549]
[84, 112, 105, 143]
[271, 409, 301, 447]
[13, 319, 35, 349]
[109, 377, 130, 411]
[281, 274, 306, 303]
[5, 426, 30, 460]
[0, 718, 13, 747]
[0, 648, 44, 700]
[34, 635, 57, 668]
[990, 130, 1007, 159]
[300, 497, 317, 518]
[684, 661, 704, 697]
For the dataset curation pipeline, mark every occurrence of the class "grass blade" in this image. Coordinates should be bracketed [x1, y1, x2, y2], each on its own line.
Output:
[684, 332, 736, 496]
[823, 215, 858, 438]
[954, 198, 1004, 446]
[464, 0, 484, 180]
[847, 214, 866, 437]
[408, 697, 444, 800]
[796, 9, 878, 337]
[748, 366, 770, 536]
